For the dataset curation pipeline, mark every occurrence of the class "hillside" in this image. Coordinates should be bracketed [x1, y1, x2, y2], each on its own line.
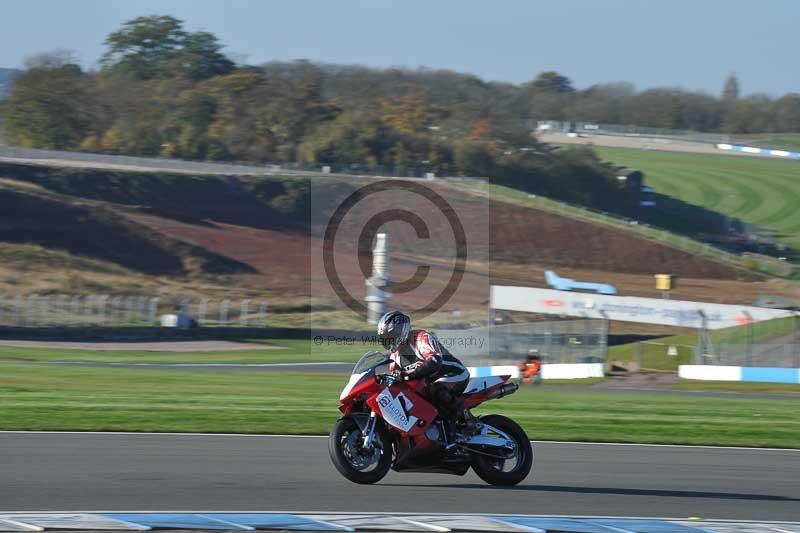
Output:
[0, 161, 794, 331]
[592, 147, 800, 259]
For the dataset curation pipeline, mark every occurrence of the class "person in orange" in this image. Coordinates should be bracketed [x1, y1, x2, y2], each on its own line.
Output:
[518, 351, 542, 385]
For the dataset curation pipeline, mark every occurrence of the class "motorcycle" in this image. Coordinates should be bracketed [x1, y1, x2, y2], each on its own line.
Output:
[329, 350, 533, 485]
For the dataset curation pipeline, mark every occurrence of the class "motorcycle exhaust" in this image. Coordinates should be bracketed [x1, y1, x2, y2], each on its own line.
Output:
[487, 382, 518, 400]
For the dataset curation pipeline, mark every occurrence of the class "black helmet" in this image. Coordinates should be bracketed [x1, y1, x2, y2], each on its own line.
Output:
[377, 310, 411, 352]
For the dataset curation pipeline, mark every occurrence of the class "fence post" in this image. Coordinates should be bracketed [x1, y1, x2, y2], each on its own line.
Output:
[138, 296, 148, 324]
[84, 295, 93, 325]
[148, 298, 159, 326]
[258, 301, 268, 326]
[636, 342, 643, 369]
[744, 311, 754, 367]
[219, 299, 230, 325]
[71, 296, 81, 326]
[103, 296, 112, 325]
[14, 295, 23, 326]
[126, 296, 136, 324]
[97, 294, 108, 324]
[198, 299, 209, 326]
[794, 313, 800, 369]
[240, 299, 250, 327]
[40, 295, 50, 326]
[27, 295, 38, 326]
[57, 295, 68, 325]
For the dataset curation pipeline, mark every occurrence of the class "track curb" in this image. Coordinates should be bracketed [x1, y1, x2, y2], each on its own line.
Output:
[0, 513, 798, 532]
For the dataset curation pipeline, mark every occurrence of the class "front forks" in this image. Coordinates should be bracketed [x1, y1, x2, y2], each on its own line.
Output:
[361, 410, 377, 450]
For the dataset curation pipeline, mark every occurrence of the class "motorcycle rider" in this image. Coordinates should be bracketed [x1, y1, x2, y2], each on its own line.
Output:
[376, 310, 474, 437]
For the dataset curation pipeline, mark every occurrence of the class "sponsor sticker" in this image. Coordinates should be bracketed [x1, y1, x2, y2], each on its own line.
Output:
[376, 388, 417, 432]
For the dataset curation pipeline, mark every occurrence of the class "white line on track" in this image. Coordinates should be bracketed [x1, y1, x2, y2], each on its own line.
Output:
[1, 431, 798, 452]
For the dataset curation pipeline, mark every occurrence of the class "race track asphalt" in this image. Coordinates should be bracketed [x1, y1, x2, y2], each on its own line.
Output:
[1, 433, 798, 521]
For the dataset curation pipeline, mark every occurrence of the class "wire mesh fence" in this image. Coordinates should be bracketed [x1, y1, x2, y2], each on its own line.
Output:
[709, 344, 800, 368]
[624, 316, 800, 370]
[627, 341, 697, 371]
[435, 319, 607, 366]
[699, 315, 800, 367]
[537, 121, 731, 144]
[0, 294, 270, 328]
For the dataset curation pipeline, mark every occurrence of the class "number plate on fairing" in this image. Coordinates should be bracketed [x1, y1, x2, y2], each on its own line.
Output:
[376, 388, 418, 432]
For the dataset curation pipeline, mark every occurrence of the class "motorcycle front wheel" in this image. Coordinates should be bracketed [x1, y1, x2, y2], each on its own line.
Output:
[471, 414, 533, 486]
[329, 417, 393, 484]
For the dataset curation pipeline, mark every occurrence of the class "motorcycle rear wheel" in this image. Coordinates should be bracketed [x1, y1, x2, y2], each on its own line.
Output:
[471, 414, 533, 486]
[329, 417, 393, 484]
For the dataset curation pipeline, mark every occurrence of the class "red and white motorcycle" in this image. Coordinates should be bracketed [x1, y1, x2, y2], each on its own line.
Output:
[329, 350, 533, 485]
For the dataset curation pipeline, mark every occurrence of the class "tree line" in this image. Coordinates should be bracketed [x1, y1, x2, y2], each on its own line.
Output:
[5, 15, 796, 211]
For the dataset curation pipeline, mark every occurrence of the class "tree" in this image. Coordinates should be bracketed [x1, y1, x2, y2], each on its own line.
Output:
[378, 88, 430, 135]
[771, 94, 800, 132]
[101, 15, 187, 79]
[522, 71, 576, 121]
[4, 55, 91, 149]
[101, 16, 236, 81]
[528, 71, 574, 93]
[299, 111, 391, 168]
[169, 31, 235, 80]
[162, 88, 218, 158]
[24, 49, 79, 70]
[721, 73, 740, 102]
[454, 142, 494, 176]
[723, 98, 771, 134]
[570, 82, 636, 123]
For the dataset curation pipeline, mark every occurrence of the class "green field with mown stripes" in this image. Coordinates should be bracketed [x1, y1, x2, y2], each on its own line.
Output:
[593, 147, 800, 253]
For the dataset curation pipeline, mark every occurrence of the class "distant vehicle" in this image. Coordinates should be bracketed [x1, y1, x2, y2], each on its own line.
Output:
[545, 270, 617, 295]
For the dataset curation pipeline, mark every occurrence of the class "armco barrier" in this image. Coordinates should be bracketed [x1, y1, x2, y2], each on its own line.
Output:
[717, 143, 800, 159]
[468, 365, 520, 378]
[468, 363, 605, 380]
[541, 363, 605, 379]
[679, 364, 800, 383]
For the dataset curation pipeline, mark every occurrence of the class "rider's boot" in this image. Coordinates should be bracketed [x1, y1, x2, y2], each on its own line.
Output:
[460, 408, 480, 436]
[442, 419, 459, 450]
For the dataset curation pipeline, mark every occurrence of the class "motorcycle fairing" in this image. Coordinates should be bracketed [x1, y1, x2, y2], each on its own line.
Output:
[339, 371, 371, 400]
[463, 375, 511, 409]
[464, 375, 506, 394]
[375, 388, 417, 432]
[365, 384, 437, 437]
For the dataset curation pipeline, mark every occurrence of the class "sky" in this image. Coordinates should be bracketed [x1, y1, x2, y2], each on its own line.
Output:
[1, 0, 798, 96]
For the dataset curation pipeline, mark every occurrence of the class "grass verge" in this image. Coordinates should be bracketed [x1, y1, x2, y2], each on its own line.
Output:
[1, 361, 798, 448]
[0, 339, 364, 364]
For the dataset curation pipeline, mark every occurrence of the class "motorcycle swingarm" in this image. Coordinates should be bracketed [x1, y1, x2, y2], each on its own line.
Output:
[458, 424, 517, 459]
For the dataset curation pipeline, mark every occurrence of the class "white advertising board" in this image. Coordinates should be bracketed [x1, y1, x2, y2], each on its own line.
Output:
[490, 285, 791, 329]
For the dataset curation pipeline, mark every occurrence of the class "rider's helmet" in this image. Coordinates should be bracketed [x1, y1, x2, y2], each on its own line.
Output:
[377, 310, 411, 352]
